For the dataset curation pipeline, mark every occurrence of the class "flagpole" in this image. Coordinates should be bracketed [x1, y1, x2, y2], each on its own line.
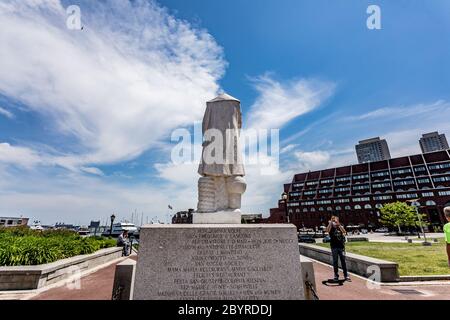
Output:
[167, 205, 171, 224]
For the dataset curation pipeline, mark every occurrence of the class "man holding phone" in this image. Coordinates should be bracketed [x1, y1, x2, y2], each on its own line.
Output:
[326, 215, 351, 282]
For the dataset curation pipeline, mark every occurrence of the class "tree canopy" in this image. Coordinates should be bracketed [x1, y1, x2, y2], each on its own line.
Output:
[379, 201, 427, 233]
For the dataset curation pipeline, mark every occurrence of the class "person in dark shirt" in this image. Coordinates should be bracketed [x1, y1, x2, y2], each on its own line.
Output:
[326, 215, 351, 282]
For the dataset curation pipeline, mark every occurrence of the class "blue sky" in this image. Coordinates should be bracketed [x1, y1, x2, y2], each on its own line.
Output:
[0, 0, 449, 225]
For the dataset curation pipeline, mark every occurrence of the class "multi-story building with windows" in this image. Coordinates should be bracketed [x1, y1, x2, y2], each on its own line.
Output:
[419, 132, 449, 153]
[0, 216, 29, 228]
[172, 209, 194, 224]
[355, 137, 391, 164]
[268, 149, 450, 230]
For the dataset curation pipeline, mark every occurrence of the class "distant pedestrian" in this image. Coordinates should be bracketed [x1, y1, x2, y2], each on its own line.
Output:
[444, 207, 450, 268]
[117, 230, 131, 256]
[326, 215, 350, 282]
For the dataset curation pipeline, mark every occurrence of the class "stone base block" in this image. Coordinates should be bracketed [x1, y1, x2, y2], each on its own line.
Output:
[193, 211, 241, 224]
[133, 224, 304, 300]
[112, 258, 136, 300]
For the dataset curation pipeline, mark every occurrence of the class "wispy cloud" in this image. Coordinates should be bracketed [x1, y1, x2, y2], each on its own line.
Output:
[294, 150, 331, 171]
[0, 0, 225, 169]
[282, 111, 339, 146]
[0, 143, 44, 169]
[0, 106, 14, 119]
[344, 100, 449, 122]
[0, 168, 174, 225]
[0, 0, 226, 223]
[280, 144, 298, 154]
[154, 153, 294, 217]
[80, 166, 104, 176]
[246, 74, 335, 130]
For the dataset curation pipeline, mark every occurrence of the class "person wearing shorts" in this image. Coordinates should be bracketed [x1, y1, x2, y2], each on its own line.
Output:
[444, 207, 450, 268]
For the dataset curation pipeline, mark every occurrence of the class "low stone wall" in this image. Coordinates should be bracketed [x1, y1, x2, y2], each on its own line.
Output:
[0, 247, 122, 291]
[347, 237, 368, 242]
[299, 244, 399, 282]
[112, 258, 136, 300]
[399, 275, 450, 282]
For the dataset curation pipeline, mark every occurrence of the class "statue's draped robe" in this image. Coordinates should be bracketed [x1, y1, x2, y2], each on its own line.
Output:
[198, 97, 245, 177]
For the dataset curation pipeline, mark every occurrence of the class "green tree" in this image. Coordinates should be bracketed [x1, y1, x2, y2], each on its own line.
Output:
[379, 202, 427, 234]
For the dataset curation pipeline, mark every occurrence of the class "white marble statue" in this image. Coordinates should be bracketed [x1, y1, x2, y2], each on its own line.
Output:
[196, 93, 246, 219]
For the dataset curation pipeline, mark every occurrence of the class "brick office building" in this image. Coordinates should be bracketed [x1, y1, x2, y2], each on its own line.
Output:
[172, 209, 194, 224]
[268, 149, 450, 230]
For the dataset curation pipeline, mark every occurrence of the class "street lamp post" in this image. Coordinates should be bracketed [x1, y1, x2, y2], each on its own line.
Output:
[409, 200, 431, 246]
[109, 214, 116, 237]
[282, 192, 290, 223]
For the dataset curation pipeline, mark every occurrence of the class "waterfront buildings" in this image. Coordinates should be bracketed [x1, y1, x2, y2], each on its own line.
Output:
[268, 148, 450, 230]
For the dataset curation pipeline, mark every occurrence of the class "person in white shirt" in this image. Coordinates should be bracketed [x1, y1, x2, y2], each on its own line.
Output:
[117, 230, 131, 256]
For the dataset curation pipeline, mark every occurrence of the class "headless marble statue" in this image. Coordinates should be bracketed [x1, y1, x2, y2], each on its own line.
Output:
[195, 93, 246, 224]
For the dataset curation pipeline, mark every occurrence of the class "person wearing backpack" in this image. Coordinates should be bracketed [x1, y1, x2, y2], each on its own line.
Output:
[326, 215, 351, 282]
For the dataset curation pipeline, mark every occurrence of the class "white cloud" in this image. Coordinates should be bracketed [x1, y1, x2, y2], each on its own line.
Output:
[294, 150, 331, 171]
[0, 106, 14, 119]
[340, 100, 450, 159]
[344, 100, 449, 122]
[80, 166, 104, 176]
[0, 143, 44, 168]
[280, 144, 298, 154]
[155, 162, 198, 188]
[247, 74, 335, 130]
[0, 0, 225, 168]
[0, 1, 342, 224]
[0, 170, 173, 225]
[241, 155, 293, 216]
[4, 1, 447, 226]
[384, 127, 450, 158]
[0, 0, 228, 224]
[154, 153, 293, 218]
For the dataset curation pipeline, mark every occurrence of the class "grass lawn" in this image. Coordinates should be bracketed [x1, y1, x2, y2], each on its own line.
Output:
[317, 239, 450, 276]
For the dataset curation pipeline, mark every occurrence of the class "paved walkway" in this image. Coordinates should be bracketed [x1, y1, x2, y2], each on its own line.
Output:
[313, 260, 450, 300]
[31, 256, 137, 300]
[29, 255, 450, 300]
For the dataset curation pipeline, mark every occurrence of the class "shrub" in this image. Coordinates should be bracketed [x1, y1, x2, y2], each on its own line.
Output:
[0, 227, 116, 266]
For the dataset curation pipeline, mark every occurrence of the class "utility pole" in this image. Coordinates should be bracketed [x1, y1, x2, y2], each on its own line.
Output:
[408, 199, 431, 246]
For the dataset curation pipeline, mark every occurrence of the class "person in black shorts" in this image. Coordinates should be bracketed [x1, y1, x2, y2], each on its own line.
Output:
[326, 215, 351, 282]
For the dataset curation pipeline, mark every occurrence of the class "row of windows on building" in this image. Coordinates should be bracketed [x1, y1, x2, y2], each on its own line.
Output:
[294, 175, 450, 190]
[291, 184, 450, 197]
[287, 200, 441, 214]
[0, 219, 24, 226]
[292, 163, 450, 189]
[286, 190, 450, 208]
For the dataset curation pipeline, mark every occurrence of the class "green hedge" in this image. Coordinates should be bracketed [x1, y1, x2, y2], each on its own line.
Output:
[0, 227, 116, 266]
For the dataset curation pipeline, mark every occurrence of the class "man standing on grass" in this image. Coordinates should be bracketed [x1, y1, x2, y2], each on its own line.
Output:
[326, 215, 351, 282]
[444, 207, 450, 268]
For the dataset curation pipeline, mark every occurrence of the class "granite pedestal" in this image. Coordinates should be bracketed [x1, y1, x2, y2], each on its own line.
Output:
[133, 224, 304, 300]
[193, 211, 241, 224]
